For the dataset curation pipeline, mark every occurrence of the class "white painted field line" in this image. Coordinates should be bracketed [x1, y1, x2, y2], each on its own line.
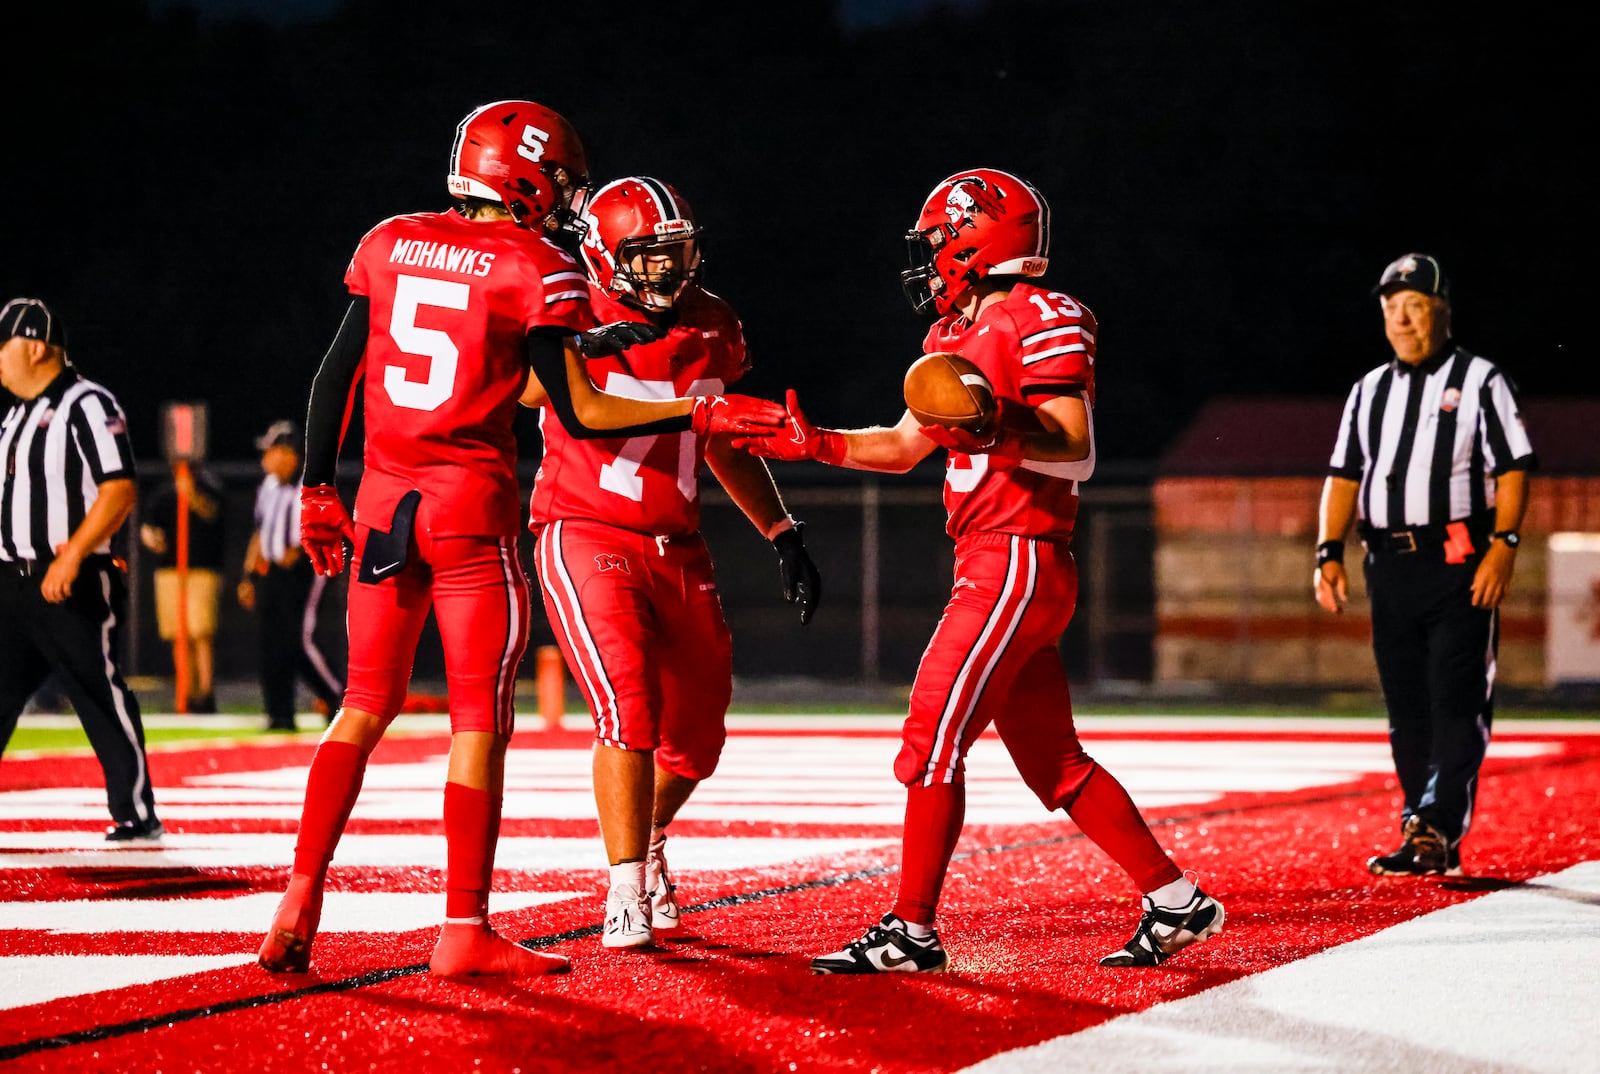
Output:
[2, 890, 586, 936]
[0, 955, 257, 1011]
[15, 713, 1599, 737]
[0, 834, 894, 872]
[2, 735, 1550, 830]
[962, 860, 1600, 1074]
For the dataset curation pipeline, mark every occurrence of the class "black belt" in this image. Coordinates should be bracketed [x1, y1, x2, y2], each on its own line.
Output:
[1359, 514, 1492, 557]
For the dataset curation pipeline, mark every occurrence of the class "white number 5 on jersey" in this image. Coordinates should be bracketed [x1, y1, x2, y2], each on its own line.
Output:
[386, 274, 469, 412]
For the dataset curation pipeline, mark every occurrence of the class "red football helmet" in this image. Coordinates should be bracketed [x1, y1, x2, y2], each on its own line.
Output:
[901, 168, 1051, 316]
[446, 100, 589, 232]
[576, 176, 703, 312]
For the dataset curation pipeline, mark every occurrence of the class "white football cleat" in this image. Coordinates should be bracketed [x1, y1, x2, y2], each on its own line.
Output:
[645, 837, 682, 932]
[602, 883, 654, 949]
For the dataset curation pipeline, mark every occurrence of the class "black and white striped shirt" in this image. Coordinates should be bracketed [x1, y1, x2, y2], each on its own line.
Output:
[1327, 344, 1536, 530]
[0, 370, 136, 563]
[254, 474, 303, 565]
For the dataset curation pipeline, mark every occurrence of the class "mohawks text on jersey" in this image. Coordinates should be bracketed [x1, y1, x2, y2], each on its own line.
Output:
[387, 238, 497, 277]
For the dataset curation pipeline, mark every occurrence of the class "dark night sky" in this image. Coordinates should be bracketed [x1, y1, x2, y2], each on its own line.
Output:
[4, 1, 1590, 468]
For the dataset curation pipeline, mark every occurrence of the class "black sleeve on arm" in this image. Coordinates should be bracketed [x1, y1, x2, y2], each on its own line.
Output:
[303, 296, 370, 487]
[525, 327, 692, 439]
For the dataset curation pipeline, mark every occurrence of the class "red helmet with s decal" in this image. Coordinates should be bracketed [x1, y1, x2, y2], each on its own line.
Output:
[446, 100, 589, 232]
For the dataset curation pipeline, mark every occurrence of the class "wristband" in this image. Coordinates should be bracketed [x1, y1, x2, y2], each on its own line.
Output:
[1315, 540, 1345, 567]
[813, 429, 849, 467]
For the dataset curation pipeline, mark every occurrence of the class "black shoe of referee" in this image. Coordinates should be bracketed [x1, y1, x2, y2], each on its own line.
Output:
[105, 817, 165, 842]
[1368, 833, 1461, 877]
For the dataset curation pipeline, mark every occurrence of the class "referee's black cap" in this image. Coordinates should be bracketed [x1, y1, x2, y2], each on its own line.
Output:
[1, 297, 66, 347]
[1373, 253, 1450, 300]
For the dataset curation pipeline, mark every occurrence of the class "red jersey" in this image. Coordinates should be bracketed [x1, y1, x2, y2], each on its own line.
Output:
[344, 210, 594, 538]
[528, 285, 749, 538]
[921, 281, 1097, 542]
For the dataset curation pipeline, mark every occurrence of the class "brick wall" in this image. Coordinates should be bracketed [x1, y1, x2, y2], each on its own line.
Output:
[1151, 476, 1600, 687]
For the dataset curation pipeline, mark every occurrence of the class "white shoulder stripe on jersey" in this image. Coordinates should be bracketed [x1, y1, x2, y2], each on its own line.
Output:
[543, 270, 587, 284]
[545, 289, 588, 303]
[1022, 343, 1088, 365]
[1021, 326, 1083, 345]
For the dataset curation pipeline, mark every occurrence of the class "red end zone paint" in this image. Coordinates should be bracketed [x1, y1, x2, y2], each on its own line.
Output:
[2, 726, 1596, 1072]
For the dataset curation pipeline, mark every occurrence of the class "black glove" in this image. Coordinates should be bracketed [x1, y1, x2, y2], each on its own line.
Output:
[579, 319, 664, 358]
[772, 522, 821, 625]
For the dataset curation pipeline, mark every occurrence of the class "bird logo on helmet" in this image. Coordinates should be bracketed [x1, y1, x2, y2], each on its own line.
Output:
[446, 100, 590, 233]
[901, 168, 1051, 316]
[577, 176, 703, 313]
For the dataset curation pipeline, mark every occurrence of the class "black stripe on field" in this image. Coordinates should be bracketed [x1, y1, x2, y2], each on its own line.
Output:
[3, 747, 1594, 1061]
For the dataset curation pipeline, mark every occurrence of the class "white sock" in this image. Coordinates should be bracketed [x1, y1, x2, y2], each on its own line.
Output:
[1147, 875, 1198, 908]
[903, 920, 935, 940]
[609, 861, 646, 891]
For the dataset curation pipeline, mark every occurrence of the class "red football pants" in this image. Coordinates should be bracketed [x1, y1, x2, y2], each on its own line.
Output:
[901, 533, 1090, 795]
[896, 533, 1179, 908]
[535, 519, 731, 780]
[344, 525, 530, 735]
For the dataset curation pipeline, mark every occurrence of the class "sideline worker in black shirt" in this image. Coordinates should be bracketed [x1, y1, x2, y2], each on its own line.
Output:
[0, 297, 162, 841]
[141, 460, 228, 713]
[1314, 254, 1535, 878]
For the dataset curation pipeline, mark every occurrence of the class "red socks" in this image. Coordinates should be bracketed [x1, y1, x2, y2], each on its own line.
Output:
[430, 922, 569, 978]
[444, 781, 501, 921]
[893, 782, 967, 926]
[291, 740, 367, 882]
[1063, 762, 1182, 892]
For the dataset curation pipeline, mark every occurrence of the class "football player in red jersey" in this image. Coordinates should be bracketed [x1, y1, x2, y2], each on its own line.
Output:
[257, 102, 785, 980]
[745, 169, 1223, 973]
[523, 176, 821, 949]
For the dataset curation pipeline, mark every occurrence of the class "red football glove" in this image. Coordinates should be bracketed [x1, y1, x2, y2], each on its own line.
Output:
[689, 394, 789, 437]
[919, 401, 1027, 471]
[734, 389, 848, 464]
[300, 484, 356, 576]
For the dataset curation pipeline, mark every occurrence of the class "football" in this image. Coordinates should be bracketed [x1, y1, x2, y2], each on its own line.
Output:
[903, 352, 996, 430]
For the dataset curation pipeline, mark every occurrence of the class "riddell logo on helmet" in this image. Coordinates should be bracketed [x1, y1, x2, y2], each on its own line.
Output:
[1018, 258, 1047, 275]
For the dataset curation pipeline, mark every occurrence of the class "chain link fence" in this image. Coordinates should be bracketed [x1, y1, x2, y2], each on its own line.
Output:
[118, 459, 1158, 694]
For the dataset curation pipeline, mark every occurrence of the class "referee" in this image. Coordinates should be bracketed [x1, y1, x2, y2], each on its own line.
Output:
[237, 420, 343, 731]
[1314, 254, 1535, 878]
[0, 297, 162, 841]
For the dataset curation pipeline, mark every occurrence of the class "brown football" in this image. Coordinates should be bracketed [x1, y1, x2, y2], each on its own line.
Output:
[903, 352, 996, 430]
